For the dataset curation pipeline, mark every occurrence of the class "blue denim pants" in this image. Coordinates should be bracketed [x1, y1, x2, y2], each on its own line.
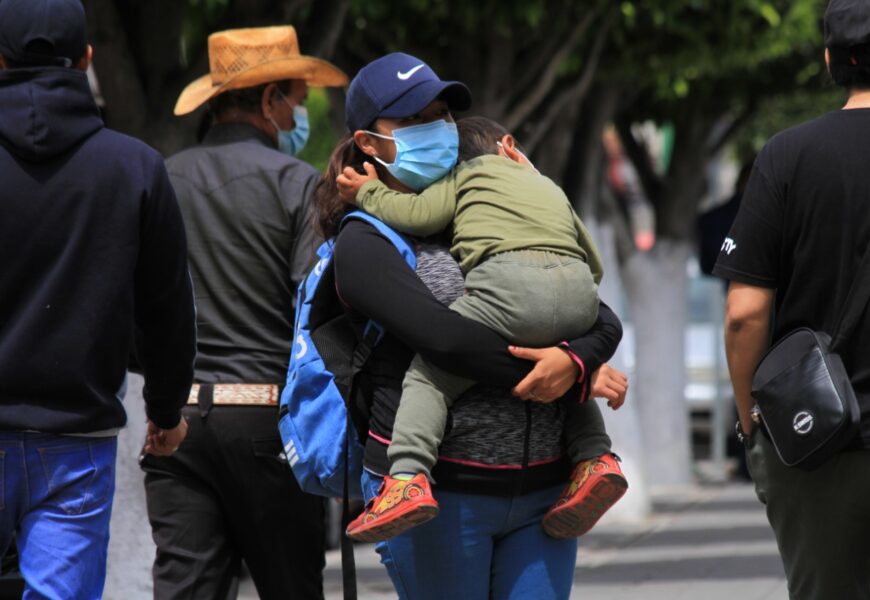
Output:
[0, 433, 117, 600]
[362, 470, 577, 600]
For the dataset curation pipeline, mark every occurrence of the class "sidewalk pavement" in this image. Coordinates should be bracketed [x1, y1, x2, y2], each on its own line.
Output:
[315, 481, 788, 600]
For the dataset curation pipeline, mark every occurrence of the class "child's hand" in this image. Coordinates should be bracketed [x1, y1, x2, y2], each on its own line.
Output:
[590, 364, 628, 409]
[336, 161, 379, 204]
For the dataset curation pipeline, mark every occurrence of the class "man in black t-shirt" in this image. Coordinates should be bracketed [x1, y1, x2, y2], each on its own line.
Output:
[714, 2, 870, 597]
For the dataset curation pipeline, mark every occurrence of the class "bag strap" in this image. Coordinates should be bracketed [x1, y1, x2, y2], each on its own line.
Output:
[339, 320, 384, 600]
[831, 240, 870, 351]
[340, 210, 417, 270]
[340, 402, 358, 600]
[336, 210, 416, 600]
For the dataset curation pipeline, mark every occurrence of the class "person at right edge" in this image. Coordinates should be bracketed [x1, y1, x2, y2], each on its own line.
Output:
[714, 1, 870, 598]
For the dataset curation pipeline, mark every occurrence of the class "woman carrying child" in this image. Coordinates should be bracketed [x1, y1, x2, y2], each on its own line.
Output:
[315, 52, 628, 600]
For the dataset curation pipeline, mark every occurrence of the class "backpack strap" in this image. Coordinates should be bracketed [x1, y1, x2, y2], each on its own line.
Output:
[340, 210, 417, 270]
[336, 210, 416, 600]
[340, 408, 358, 600]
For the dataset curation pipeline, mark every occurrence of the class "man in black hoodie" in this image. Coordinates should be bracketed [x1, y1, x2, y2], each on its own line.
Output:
[0, 1, 196, 598]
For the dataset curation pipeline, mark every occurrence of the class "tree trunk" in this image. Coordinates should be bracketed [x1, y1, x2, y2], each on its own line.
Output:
[622, 239, 693, 485]
[564, 82, 620, 220]
[592, 222, 651, 522]
[84, 0, 149, 140]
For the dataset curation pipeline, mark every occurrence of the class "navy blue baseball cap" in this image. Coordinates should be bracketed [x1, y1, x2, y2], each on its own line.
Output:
[0, 0, 88, 67]
[345, 52, 471, 132]
[825, 0, 870, 48]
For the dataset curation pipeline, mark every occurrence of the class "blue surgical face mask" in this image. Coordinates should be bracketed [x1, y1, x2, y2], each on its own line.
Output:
[269, 92, 309, 156]
[366, 120, 459, 191]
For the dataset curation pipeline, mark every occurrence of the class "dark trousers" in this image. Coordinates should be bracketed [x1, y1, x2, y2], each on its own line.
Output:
[563, 396, 612, 464]
[745, 423, 870, 600]
[141, 405, 326, 600]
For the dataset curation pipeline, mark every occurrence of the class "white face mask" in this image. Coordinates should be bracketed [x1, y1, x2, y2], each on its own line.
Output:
[496, 140, 540, 175]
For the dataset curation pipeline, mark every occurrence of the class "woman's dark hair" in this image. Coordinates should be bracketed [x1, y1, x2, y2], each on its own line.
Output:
[828, 44, 870, 89]
[314, 134, 389, 238]
[457, 116, 524, 163]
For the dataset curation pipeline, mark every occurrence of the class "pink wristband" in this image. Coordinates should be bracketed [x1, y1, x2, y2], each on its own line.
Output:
[558, 342, 588, 403]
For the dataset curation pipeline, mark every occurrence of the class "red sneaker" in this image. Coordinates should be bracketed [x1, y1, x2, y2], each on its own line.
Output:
[542, 453, 628, 539]
[345, 474, 439, 543]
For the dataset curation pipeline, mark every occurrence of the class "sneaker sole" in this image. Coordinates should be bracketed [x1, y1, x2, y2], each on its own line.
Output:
[347, 503, 440, 543]
[542, 474, 628, 539]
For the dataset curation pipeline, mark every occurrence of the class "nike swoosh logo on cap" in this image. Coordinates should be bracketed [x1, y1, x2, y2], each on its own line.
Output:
[397, 64, 425, 80]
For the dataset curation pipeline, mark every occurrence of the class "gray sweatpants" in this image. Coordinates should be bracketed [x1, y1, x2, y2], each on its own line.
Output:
[388, 250, 600, 477]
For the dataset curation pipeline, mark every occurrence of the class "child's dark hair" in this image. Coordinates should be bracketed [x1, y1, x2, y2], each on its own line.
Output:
[828, 44, 870, 89]
[457, 116, 525, 163]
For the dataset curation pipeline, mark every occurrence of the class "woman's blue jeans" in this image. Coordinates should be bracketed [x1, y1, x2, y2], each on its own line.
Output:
[0, 433, 117, 600]
[362, 470, 577, 600]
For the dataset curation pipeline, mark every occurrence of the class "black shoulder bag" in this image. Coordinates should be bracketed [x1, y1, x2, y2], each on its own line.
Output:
[750, 244, 870, 470]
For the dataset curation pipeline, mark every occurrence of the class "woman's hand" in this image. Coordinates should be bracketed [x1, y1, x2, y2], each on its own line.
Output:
[508, 345, 579, 403]
[336, 161, 379, 204]
[590, 363, 628, 409]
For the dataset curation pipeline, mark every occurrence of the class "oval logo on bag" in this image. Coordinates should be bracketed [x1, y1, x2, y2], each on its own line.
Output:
[793, 411, 815, 436]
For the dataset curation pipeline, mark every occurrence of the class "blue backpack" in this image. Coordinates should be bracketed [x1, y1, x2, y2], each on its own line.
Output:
[278, 211, 416, 499]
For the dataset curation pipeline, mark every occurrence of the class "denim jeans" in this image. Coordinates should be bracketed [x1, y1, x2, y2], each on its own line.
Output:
[362, 469, 577, 600]
[0, 433, 117, 600]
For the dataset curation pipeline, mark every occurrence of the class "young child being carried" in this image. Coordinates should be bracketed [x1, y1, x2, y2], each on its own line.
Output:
[339, 116, 628, 542]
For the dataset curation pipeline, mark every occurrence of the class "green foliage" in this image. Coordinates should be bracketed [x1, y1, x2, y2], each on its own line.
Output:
[295, 88, 337, 174]
[164, 0, 837, 180]
[344, 0, 606, 80]
[609, 0, 826, 106]
[733, 85, 844, 162]
[179, 0, 228, 69]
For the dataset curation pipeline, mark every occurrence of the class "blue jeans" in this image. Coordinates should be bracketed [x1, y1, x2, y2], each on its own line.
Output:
[0, 433, 117, 600]
[362, 470, 577, 600]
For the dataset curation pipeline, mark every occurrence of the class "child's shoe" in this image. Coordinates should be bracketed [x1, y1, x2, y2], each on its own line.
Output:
[345, 473, 439, 542]
[542, 453, 627, 539]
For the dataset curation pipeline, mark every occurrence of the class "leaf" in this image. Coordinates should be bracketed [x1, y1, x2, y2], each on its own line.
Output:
[759, 3, 781, 27]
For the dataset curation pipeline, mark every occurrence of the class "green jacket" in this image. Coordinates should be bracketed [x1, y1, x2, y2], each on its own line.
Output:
[357, 154, 603, 281]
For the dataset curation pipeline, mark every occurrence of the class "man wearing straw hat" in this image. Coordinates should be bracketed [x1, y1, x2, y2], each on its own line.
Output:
[139, 26, 347, 599]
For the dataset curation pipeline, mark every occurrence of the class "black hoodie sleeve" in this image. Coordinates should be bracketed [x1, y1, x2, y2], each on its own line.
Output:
[133, 160, 196, 429]
[565, 301, 623, 376]
[334, 220, 622, 386]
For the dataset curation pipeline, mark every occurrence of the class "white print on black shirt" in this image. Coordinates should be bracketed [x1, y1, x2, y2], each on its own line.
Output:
[721, 237, 737, 255]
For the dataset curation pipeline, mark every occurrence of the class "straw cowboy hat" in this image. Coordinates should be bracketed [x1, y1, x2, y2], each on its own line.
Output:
[174, 26, 348, 116]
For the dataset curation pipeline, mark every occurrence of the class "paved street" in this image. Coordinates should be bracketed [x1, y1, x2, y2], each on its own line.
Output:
[239, 481, 788, 599]
[108, 382, 786, 600]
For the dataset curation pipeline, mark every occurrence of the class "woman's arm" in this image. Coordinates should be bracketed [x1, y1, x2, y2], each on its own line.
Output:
[509, 302, 624, 402]
[335, 220, 624, 394]
[334, 220, 528, 385]
[564, 301, 623, 377]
